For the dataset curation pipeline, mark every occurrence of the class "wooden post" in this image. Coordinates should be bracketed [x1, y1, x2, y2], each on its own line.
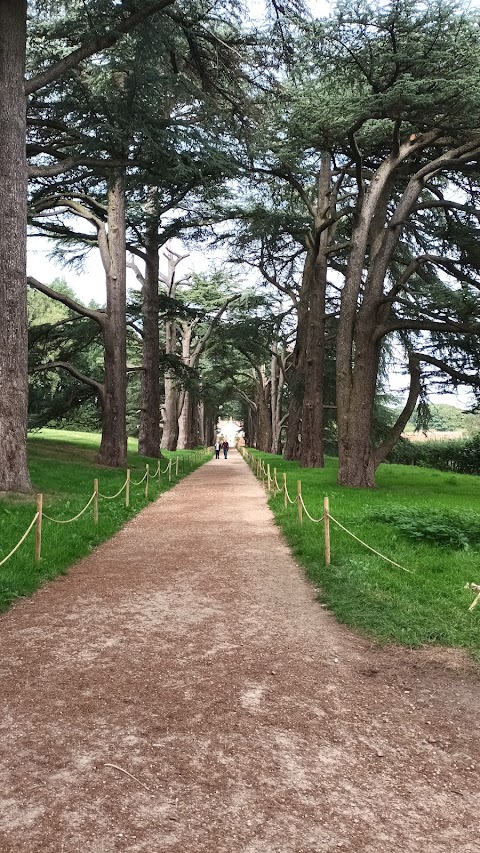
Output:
[273, 467, 277, 496]
[158, 461, 162, 484]
[267, 464, 271, 492]
[168, 460, 172, 482]
[35, 494, 43, 563]
[283, 473, 287, 508]
[297, 480, 303, 526]
[145, 465, 149, 499]
[94, 479, 99, 525]
[324, 496, 331, 565]
[175, 457, 179, 477]
[126, 469, 130, 507]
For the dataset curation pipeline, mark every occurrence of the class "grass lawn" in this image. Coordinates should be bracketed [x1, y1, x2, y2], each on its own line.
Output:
[246, 450, 480, 658]
[0, 428, 209, 613]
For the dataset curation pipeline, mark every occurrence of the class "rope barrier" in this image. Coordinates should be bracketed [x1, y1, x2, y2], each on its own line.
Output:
[43, 492, 96, 524]
[327, 512, 412, 573]
[284, 481, 296, 505]
[0, 449, 207, 572]
[98, 479, 128, 500]
[242, 450, 411, 573]
[299, 494, 324, 524]
[130, 469, 148, 486]
[0, 513, 39, 568]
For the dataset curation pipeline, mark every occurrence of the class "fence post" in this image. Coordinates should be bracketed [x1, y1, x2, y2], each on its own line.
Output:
[324, 496, 331, 565]
[273, 467, 277, 496]
[297, 480, 303, 526]
[94, 479, 99, 525]
[175, 457, 179, 478]
[267, 464, 271, 492]
[35, 494, 43, 563]
[126, 469, 130, 507]
[283, 472, 287, 508]
[145, 464, 149, 499]
[168, 460, 172, 482]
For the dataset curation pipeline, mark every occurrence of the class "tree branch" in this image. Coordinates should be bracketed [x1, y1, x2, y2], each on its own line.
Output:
[30, 361, 104, 400]
[27, 276, 105, 326]
[412, 353, 480, 386]
[25, 0, 176, 95]
[373, 355, 421, 466]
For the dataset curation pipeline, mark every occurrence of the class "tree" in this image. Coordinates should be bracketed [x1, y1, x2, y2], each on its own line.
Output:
[0, 0, 174, 491]
[242, 0, 480, 485]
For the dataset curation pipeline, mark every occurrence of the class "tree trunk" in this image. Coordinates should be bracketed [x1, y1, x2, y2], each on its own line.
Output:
[300, 155, 330, 468]
[161, 369, 178, 450]
[336, 150, 427, 487]
[247, 406, 256, 448]
[337, 310, 381, 487]
[98, 170, 127, 467]
[160, 249, 184, 451]
[177, 324, 192, 449]
[283, 273, 311, 461]
[198, 401, 205, 446]
[177, 391, 190, 448]
[205, 408, 215, 446]
[189, 396, 199, 447]
[255, 373, 272, 452]
[138, 226, 160, 458]
[0, 1, 31, 492]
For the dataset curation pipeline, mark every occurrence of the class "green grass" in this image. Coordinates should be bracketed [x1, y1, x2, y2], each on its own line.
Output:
[0, 429, 210, 613]
[247, 450, 480, 658]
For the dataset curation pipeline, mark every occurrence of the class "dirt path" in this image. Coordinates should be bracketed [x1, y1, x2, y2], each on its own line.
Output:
[0, 450, 478, 853]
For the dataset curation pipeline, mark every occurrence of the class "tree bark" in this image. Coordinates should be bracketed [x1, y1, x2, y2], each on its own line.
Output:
[300, 154, 330, 468]
[283, 270, 311, 460]
[198, 400, 205, 446]
[0, 1, 31, 492]
[177, 323, 192, 449]
[255, 368, 272, 452]
[138, 224, 161, 457]
[98, 170, 127, 467]
[160, 249, 185, 450]
[270, 347, 285, 455]
[161, 368, 178, 450]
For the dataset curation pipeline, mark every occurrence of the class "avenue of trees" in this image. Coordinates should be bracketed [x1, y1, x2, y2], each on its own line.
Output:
[2, 0, 480, 492]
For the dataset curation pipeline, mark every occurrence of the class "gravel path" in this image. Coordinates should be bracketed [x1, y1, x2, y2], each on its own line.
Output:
[0, 450, 478, 852]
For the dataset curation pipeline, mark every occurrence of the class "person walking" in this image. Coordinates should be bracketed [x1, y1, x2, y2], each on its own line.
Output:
[214, 440, 221, 459]
[222, 440, 229, 459]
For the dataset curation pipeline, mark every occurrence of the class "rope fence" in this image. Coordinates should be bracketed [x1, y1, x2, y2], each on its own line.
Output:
[0, 447, 210, 572]
[240, 447, 412, 576]
[43, 491, 96, 524]
[0, 512, 39, 568]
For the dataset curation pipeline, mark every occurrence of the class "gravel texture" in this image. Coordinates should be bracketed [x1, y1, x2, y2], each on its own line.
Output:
[0, 450, 478, 852]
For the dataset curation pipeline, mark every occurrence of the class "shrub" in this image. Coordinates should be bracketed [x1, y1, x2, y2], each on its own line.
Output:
[387, 434, 480, 475]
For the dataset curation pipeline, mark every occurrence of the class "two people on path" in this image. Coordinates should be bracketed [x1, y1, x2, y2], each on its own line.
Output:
[214, 440, 229, 459]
